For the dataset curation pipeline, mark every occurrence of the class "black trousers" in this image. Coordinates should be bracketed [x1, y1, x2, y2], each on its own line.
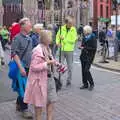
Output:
[16, 96, 28, 111]
[81, 60, 94, 87]
[1, 39, 8, 51]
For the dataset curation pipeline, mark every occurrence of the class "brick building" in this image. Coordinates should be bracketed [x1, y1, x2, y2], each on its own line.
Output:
[93, 0, 112, 29]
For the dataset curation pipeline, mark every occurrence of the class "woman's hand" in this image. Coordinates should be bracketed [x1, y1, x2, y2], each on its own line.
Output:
[78, 46, 84, 49]
[59, 35, 64, 40]
[47, 60, 55, 65]
[56, 43, 61, 47]
[20, 67, 27, 76]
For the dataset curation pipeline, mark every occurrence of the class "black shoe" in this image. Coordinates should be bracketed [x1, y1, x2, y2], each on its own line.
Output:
[16, 104, 21, 112]
[80, 85, 88, 90]
[99, 61, 109, 63]
[88, 85, 94, 91]
[1, 61, 5, 65]
[66, 82, 71, 87]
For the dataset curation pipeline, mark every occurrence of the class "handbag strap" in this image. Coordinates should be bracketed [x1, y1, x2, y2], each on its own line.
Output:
[21, 40, 30, 60]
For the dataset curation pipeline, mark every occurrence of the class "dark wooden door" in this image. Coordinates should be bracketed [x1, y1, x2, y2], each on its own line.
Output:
[3, 1, 23, 27]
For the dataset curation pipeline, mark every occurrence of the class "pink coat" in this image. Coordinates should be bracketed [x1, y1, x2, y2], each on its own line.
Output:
[24, 44, 48, 107]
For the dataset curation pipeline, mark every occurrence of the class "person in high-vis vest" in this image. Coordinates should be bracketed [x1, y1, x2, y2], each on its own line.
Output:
[56, 16, 77, 87]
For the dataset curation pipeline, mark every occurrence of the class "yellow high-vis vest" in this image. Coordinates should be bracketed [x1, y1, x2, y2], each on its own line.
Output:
[56, 25, 77, 51]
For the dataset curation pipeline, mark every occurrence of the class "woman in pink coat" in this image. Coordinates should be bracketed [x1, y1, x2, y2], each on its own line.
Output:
[24, 30, 58, 120]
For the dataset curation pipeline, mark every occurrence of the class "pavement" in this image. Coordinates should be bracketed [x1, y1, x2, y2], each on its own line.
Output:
[75, 41, 120, 73]
[1, 81, 120, 120]
[1, 63, 120, 120]
[1, 44, 120, 120]
[93, 52, 120, 73]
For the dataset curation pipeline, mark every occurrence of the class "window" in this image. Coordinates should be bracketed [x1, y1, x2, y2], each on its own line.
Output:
[106, 0, 109, 3]
[38, 1, 44, 9]
[106, 6, 109, 17]
[100, 4, 103, 17]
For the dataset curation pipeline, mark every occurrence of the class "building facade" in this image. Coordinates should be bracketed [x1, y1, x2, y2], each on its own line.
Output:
[1, 0, 94, 27]
[0, 0, 4, 25]
[80, 0, 89, 26]
[23, 0, 38, 24]
[97, 0, 111, 18]
[2, 0, 23, 27]
[93, 0, 112, 29]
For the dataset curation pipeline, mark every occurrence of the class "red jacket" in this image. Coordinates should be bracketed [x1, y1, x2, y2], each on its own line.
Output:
[10, 23, 20, 41]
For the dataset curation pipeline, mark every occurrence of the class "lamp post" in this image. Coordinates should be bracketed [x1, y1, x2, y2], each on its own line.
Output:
[58, 0, 63, 90]
[112, 0, 120, 61]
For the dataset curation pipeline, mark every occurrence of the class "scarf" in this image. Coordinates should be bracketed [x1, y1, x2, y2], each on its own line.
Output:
[84, 33, 95, 42]
[41, 44, 54, 74]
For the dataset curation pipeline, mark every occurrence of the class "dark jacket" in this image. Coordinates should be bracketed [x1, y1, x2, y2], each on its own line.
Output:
[99, 31, 106, 43]
[117, 31, 120, 40]
[78, 26, 83, 35]
[30, 32, 40, 48]
[80, 33, 97, 63]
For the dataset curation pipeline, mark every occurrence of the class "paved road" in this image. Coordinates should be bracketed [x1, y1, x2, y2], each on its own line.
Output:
[1, 46, 120, 119]
[0, 67, 120, 120]
[0, 49, 16, 103]
[0, 46, 120, 103]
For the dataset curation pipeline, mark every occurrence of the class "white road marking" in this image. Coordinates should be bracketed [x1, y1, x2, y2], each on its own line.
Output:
[74, 61, 80, 64]
[74, 61, 120, 75]
[91, 66, 120, 75]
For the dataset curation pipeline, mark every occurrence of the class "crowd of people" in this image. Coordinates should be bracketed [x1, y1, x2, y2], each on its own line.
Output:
[99, 25, 120, 62]
[0, 16, 98, 120]
[0, 25, 10, 66]
[0, 21, 20, 66]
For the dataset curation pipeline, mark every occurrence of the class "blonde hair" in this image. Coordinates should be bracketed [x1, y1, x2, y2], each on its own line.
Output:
[47, 24, 53, 30]
[83, 25, 92, 34]
[40, 30, 52, 43]
[33, 23, 44, 30]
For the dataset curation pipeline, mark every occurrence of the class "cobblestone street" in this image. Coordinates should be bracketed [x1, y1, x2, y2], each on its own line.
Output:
[0, 44, 120, 120]
[0, 81, 120, 120]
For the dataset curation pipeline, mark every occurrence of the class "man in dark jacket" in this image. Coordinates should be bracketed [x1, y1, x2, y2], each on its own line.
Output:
[78, 24, 84, 41]
[99, 28, 109, 63]
[99, 28, 106, 45]
[80, 25, 97, 91]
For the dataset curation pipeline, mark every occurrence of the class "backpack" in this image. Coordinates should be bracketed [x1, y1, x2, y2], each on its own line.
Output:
[107, 30, 113, 37]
